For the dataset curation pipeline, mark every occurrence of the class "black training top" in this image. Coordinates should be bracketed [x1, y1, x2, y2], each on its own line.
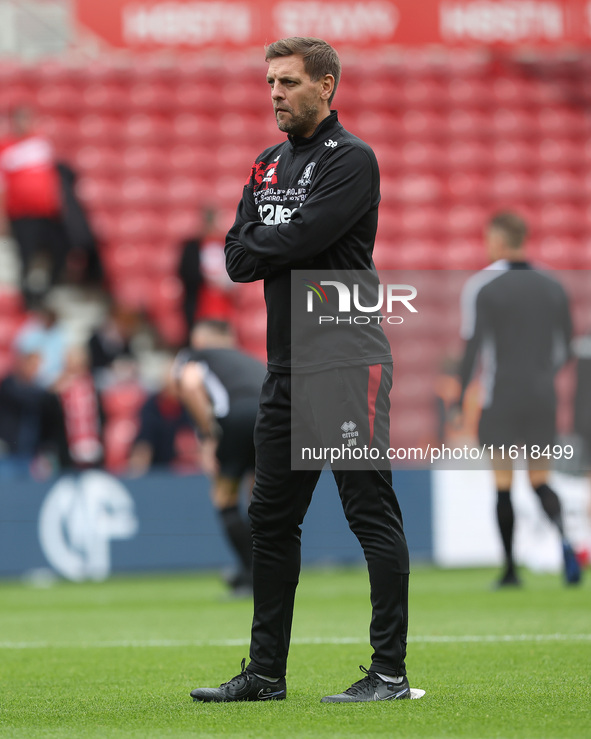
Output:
[458, 260, 572, 408]
[174, 347, 265, 418]
[225, 111, 392, 374]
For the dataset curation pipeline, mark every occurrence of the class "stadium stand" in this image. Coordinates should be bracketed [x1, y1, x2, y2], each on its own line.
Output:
[2, 49, 590, 462]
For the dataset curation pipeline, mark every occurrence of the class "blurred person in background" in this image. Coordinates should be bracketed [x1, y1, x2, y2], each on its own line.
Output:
[191, 37, 414, 705]
[175, 319, 265, 597]
[0, 106, 70, 306]
[88, 303, 140, 390]
[178, 207, 235, 339]
[14, 300, 68, 389]
[53, 345, 104, 469]
[455, 211, 581, 587]
[0, 338, 70, 478]
[127, 359, 195, 475]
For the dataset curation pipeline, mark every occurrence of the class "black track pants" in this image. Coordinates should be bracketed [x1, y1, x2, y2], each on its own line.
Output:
[247, 367, 409, 678]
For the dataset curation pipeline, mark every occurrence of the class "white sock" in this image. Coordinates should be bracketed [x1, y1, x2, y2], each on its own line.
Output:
[254, 673, 280, 682]
[377, 673, 404, 683]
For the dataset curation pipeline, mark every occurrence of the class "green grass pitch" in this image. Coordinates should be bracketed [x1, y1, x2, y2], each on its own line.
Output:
[1, 566, 589, 738]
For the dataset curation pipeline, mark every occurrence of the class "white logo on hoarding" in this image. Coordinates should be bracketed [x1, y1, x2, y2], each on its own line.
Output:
[38, 471, 138, 582]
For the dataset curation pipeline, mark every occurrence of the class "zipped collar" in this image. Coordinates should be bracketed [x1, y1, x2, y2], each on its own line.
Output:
[287, 110, 340, 149]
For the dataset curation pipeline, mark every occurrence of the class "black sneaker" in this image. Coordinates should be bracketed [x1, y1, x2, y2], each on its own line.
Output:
[321, 666, 410, 703]
[190, 659, 286, 702]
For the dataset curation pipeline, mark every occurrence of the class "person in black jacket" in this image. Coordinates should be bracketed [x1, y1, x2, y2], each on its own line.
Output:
[190, 37, 417, 705]
[175, 319, 265, 596]
[456, 211, 581, 588]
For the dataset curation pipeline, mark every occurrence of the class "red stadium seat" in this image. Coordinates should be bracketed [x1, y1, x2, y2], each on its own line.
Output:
[401, 110, 446, 140]
[537, 107, 588, 137]
[444, 140, 491, 171]
[121, 146, 168, 175]
[446, 108, 491, 139]
[37, 115, 79, 149]
[81, 83, 128, 113]
[349, 112, 403, 144]
[446, 78, 490, 108]
[447, 172, 490, 203]
[537, 138, 582, 169]
[122, 114, 171, 144]
[128, 83, 176, 111]
[120, 176, 166, 207]
[534, 170, 583, 201]
[74, 145, 121, 176]
[444, 206, 488, 237]
[163, 209, 200, 241]
[400, 206, 442, 238]
[164, 145, 213, 176]
[536, 203, 586, 235]
[35, 83, 80, 113]
[390, 174, 445, 204]
[215, 143, 259, 176]
[401, 141, 446, 171]
[221, 81, 270, 112]
[533, 236, 579, 269]
[356, 80, 402, 113]
[488, 171, 536, 203]
[491, 139, 537, 170]
[490, 77, 534, 107]
[383, 239, 441, 270]
[490, 108, 536, 137]
[400, 78, 448, 109]
[171, 113, 219, 143]
[444, 238, 487, 270]
[112, 209, 166, 243]
[164, 176, 210, 206]
[77, 114, 122, 144]
[172, 82, 219, 113]
[76, 176, 121, 209]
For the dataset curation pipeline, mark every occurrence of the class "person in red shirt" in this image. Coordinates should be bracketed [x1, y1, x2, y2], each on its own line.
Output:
[0, 107, 70, 306]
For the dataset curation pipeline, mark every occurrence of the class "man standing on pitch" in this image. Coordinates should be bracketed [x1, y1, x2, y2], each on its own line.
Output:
[457, 211, 581, 588]
[190, 37, 417, 703]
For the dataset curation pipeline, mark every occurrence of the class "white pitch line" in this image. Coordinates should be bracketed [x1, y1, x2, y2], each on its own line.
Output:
[0, 634, 590, 649]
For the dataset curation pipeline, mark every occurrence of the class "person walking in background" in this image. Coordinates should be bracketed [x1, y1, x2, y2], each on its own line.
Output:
[175, 319, 265, 597]
[0, 107, 70, 306]
[456, 211, 581, 587]
[127, 360, 195, 475]
[178, 207, 235, 340]
[190, 37, 416, 704]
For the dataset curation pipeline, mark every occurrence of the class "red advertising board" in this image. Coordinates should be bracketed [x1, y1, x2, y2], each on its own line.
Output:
[75, 0, 591, 50]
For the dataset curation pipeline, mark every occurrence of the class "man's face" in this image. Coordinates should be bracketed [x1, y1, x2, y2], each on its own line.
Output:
[266, 55, 330, 138]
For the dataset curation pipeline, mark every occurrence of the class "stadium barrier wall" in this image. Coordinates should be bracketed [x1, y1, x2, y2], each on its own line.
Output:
[0, 468, 432, 581]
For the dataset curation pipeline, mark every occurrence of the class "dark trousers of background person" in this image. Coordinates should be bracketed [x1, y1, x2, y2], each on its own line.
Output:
[247, 365, 409, 679]
[10, 216, 70, 306]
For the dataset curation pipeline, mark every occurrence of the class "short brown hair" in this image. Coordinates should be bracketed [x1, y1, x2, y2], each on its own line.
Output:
[487, 211, 528, 249]
[265, 37, 341, 105]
